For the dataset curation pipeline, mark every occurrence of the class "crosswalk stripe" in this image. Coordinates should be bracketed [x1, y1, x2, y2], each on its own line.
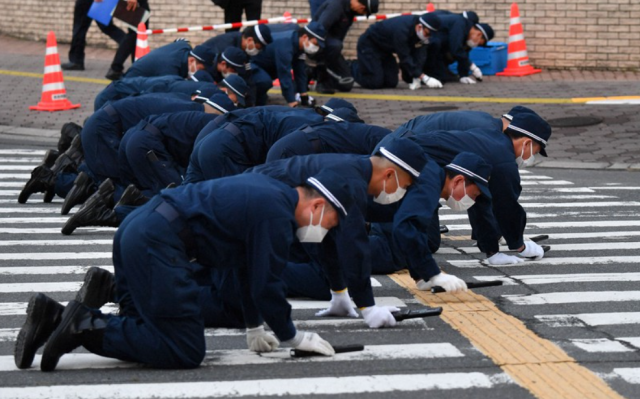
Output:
[519, 201, 640, 208]
[449, 256, 640, 268]
[0, 165, 41, 170]
[0, 297, 406, 316]
[526, 231, 640, 240]
[474, 272, 640, 285]
[0, 158, 41, 163]
[0, 174, 31, 179]
[520, 175, 553, 180]
[0, 182, 28, 187]
[618, 337, 640, 347]
[613, 368, 640, 384]
[569, 339, 635, 353]
[0, 190, 19, 196]
[0, 150, 44, 155]
[0, 265, 113, 275]
[521, 180, 574, 185]
[446, 220, 640, 230]
[0, 217, 78, 224]
[589, 187, 640, 191]
[0, 343, 464, 373]
[0, 207, 73, 214]
[0, 371, 507, 397]
[459, 242, 640, 254]
[536, 312, 640, 327]
[0, 227, 113, 233]
[0, 252, 111, 260]
[504, 291, 640, 305]
[0, 239, 112, 246]
[519, 195, 617, 200]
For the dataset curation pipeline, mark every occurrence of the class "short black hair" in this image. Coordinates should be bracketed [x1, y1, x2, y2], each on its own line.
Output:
[298, 27, 309, 39]
[445, 170, 473, 186]
[242, 26, 259, 41]
[504, 129, 529, 141]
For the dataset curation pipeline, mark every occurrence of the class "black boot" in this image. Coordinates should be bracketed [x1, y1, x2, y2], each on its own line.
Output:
[42, 150, 61, 203]
[61, 179, 117, 235]
[18, 165, 56, 204]
[41, 301, 107, 372]
[53, 135, 84, 174]
[14, 293, 65, 369]
[114, 184, 149, 208]
[61, 172, 96, 215]
[58, 122, 82, 153]
[75, 267, 115, 308]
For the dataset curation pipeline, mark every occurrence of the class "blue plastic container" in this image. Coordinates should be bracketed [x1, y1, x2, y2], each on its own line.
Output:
[448, 41, 507, 76]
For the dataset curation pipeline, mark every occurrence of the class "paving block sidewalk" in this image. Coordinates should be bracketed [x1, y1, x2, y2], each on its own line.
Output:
[1, 34, 639, 170]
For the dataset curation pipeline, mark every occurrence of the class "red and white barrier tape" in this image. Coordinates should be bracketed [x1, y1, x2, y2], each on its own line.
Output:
[142, 11, 426, 35]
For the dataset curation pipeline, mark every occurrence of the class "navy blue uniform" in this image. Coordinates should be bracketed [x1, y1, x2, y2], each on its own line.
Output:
[353, 15, 427, 89]
[424, 13, 474, 82]
[248, 154, 375, 307]
[185, 108, 322, 182]
[390, 125, 524, 255]
[202, 31, 242, 54]
[251, 30, 307, 105]
[81, 93, 203, 187]
[104, 174, 300, 368]
[314, 0, 356, 89]
[124, 41, 191, 78]
[118, 112, 219, 195]
[401, 110, 503, 133]
[367, 159, 444, 279]
[266, 121, 390, 162]
[94, 76, 219, 111]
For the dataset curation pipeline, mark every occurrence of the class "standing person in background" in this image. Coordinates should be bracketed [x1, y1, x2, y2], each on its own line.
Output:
[309, 0, 329, 18]
[211, 0, 263, 33]
[62, 0, 127, 72]
[105, 0, 152, 81]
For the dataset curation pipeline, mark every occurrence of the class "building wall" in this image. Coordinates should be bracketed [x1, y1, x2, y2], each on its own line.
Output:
[0, 0, 638, 70]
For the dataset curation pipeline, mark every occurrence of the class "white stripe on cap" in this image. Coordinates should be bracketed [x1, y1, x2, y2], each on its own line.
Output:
[446, 163, 488, 184]
[195, 96, 229, 114]
[379, 147, 420, 178]
[508, 124, 547, 145]
[222, 79, 245, 98]
[190, 51, 205, 63]
[419, 16, 437, 31]
[502, 113, 513, 121]
[222, 53, 243, 68]
[321, 105, 334, 112]
[254, 25, 268, 45]
[307, 177, 348, 216]
[475, 24, 489, 42]
[304, 25, 325, 42]
[326, 114, 344, 122]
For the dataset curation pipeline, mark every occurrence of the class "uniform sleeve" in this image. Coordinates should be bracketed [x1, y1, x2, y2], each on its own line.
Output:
[390, 174, 443, 281]
[448, 20, 471, 77]
[490, 163, 526, 250]
[275, 45, 297, 103]
[394, 24, 423, 79]
[242, 218, 297, 341]
[292, 56, 308, 95]
[317, 1, 343, 32]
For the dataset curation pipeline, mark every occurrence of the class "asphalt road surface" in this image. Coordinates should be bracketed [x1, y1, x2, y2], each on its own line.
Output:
[0, 147, 638, 398]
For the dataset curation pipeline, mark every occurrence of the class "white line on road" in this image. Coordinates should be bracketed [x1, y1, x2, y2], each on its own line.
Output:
[459, 242, 640, 254]
[0, 252, 111, 260]
[0, 207, 73, 214]
[0, 182, 28, 187]
[618, 337, 640, 348]
[527, 231, 640, 240]
[0, 265, 113, 275]
[474, 272, 640, 285]
[446, 220, 640, 231]
[0, 158, 41, 163]
[520, 201, 640, 208]
[519, 195, 617, 200]
[0, 217, 77, 224]
[505, 291, 640, 305]
[449, 256, 640, 268]
[569, 338, 635, 353]
[613, 368, 640, 384]
[589, 187, 640, 190]
[0, 227, 114, 233]
[521, 180, 574, 185]
[0, 371, 507, 398]
[0, 165, 41, 170]
[520, 175, 553, 180]
[0, 174, 31, 179]
[536, 312, 640, 327]
[0, 150, 44, 155]
[0, 239, 112, 246]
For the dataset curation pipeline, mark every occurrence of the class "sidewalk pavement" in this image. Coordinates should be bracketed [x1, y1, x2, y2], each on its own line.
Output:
[1, 33, 639, 170]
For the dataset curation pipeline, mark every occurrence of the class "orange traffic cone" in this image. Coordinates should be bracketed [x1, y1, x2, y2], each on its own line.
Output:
[497, 2, 541, 76]
[29, 31, 80, 112]
[134, 22, 150, 61]
[426, 3, 435, 12]
[284, 11, 292, 23]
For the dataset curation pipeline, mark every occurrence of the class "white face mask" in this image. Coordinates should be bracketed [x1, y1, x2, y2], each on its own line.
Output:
[246, 44, 260, 57]
[188, 62, 197, 77]
[222, 71, 234, 78]
[296, 205, 329, 243]
[304, 39, 320, 55]
[466, 39, 478, 48]
[416, 27, 430, 44]
[445, 181, 476, 211]
[515, 141, 535, 168]
[373, 170, 407, 205]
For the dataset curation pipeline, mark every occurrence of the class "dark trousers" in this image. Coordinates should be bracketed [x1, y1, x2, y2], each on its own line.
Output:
[224, 0, 262, 32]
[69, 0, 126, 65]
[110, 0, 151, 72]
[317, 37, 354, 92]
[353, 34, 399, 89]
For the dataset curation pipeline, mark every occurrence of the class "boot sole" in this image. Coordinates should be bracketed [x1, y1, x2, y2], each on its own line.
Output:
[14, 294, 61, 369]
[61, 173, 91, 215]
[41, 301, 83, 372]
[76, 267, 114, 308]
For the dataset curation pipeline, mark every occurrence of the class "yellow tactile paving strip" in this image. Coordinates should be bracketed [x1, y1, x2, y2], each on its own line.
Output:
[390, 271, 626, 399]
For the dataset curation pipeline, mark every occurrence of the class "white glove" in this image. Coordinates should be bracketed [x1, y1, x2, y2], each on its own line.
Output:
[487, 252, 525, 265]
[460, 77, 477, 85]
[416, 273, 467, 293]
[246, 325, 279, 353]
[421, 74, 443, 88]
[287, 331, 335, 356]
[518, 241, 545, 260]
[470, 63, 483, 81]
[361, 305, 399, 328]
[315, 289, 358, 318]
[409, 78, 421, 90]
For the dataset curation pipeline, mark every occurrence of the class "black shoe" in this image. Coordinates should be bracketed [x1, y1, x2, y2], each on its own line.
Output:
[14, 293, 64, 369]
[61, 62, 85, 71]
[43, 149, 60, 168]
[41, 300, 107, 372]
[315, 82, 336, 94]
[61, 179, 117, 235]
[105, 68, 123, 81]
[59, 122, 82, 153]
[75, 267, 115, 308]
[114, 184, 149, 208]
[18, 165, 55, 204]
[50, 135, 84, 176]
[61, 172, 96, 215]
